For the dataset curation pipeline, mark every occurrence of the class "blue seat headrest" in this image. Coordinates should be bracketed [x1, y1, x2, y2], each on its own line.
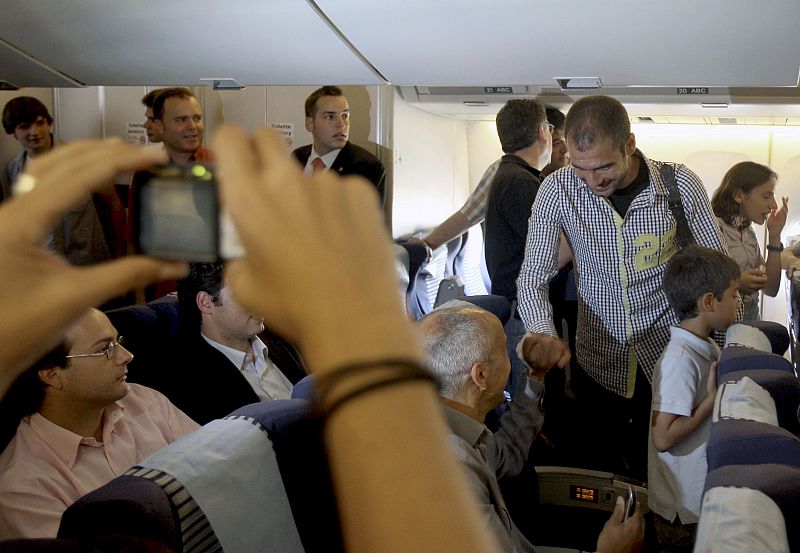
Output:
[461, 295, 512, 326]
[292, 375, 316, 400]
[707, 419, 800, 472]
[718, 346, 794, 378]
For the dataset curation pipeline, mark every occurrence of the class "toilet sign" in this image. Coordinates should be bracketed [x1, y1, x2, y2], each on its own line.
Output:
[126, 122, 147, 145]
[269, 122, 294, 149]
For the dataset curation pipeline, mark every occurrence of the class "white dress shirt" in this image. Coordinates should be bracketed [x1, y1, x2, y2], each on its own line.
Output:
[201, 334, 293, 400]
[303, 147, 342, 175]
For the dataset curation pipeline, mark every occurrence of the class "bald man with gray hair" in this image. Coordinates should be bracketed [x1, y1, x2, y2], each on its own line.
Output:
[419, 305, 546, 553]
[419, 305, 645, 553]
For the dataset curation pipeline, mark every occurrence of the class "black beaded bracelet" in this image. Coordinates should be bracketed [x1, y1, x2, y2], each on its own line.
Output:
[766, 242, 784, 252]
[313, 359, 438, 419]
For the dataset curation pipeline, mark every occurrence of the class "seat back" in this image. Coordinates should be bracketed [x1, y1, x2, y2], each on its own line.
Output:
[58, 475, 181, 551]
[722, 369, 800, 435]
[727, 320, 791, 355]
[707, 419, 800, 472]
[56, 400, 341, 553]
[696, 464, 800, 553]
[717, 346, 794, 379]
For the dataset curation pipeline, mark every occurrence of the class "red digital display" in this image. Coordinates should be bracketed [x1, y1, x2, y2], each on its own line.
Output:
[570, 485, 598, 503]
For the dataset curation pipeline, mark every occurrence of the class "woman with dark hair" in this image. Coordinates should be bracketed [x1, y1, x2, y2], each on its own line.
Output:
[711, 161, 789, 320]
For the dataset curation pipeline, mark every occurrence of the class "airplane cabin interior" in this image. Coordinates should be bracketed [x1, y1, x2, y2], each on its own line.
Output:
[1, 1, 800, 552]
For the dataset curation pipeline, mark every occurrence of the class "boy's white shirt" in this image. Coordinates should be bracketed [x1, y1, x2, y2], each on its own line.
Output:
[648, 326, 719, 524]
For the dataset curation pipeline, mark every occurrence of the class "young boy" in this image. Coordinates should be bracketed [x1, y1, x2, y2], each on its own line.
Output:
[648, 245, 740, 552]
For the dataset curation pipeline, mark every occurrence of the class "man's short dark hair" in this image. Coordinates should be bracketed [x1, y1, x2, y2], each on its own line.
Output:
[546, 106, 566, 131]
[495, 99, 546, 154]
[141, 89, 164, 108]
[2, 96, 53, 135]
[564, 95, 630, 154]
[152, 87, 198, 121]
[663, 245, 740, 321]
[304, 86, 345, 118]
[177, 262, 224, 331]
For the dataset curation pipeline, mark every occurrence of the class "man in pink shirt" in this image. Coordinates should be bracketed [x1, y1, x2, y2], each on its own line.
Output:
[0, 308, 199, 539]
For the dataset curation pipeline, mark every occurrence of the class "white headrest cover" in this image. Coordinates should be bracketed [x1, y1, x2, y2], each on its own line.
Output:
[694, 487, 788, 553]
[713, 376, 779, 426]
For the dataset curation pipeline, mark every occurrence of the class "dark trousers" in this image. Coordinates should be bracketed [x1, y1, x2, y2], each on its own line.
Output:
[538, 358, 652, 484]
[653, 513, 697, 553]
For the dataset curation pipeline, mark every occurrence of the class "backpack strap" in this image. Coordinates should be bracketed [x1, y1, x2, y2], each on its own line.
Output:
[661, 163, 695, 249]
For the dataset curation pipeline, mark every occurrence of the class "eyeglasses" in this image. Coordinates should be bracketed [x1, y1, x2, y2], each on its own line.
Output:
[65, 337, 125, 360]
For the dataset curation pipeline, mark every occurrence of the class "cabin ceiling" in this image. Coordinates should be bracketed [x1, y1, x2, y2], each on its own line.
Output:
[1, 0, 799, 114]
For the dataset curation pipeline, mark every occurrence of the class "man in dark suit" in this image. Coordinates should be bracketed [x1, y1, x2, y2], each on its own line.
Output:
[166, 263, 306, 424]
[292, 85, 387, 205]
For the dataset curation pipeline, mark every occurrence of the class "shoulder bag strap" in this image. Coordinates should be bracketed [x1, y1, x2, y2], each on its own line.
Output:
[661, 163, 695, 249]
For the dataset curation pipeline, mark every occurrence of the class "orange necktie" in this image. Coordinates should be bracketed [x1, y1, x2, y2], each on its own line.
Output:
[311, 157, 326, 173]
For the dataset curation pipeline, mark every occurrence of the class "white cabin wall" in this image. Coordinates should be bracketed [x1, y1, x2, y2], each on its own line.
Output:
[466, 121, 503, 190]
[391, 91, 469, 238]
[631, 124, 772, 197]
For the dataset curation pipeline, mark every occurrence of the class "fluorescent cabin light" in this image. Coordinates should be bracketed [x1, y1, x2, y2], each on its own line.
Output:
[199, 78, 245, 90]
[555, 77, 603, 90]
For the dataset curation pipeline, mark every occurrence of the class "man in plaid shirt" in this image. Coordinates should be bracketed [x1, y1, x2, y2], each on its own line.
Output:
[516, 96, 726, 481]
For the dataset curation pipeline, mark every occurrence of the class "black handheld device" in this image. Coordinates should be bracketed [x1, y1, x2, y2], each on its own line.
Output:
[131, 164, 243, 261]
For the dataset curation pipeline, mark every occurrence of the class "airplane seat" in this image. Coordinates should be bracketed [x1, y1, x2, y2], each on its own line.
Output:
[228, 401, 341, 553]
[713, 375, 780, 427]
[0, 537, 172, 552]
[395, 239, 435, 319]
[291, 374, 315, 400]
[55, 399, 341, 553]
[721, 369, 800, 435]
[446, 226, 489, 296]
[706, 419, 800, 472]
[392, 243, 411, 313]
[444, 229, 468, 279]
[146, 294, 183, 338]
[434, 275, 465, 307]
[396, 237, 504, 320]
[0, 540, 83, 552]
[726, 321, 791, 355]
[104, 295, 183, 392]
[461, 295, 512, 326]
[717, 346, 795, 379]
[58, 475, 180, 551]
[695, 464, 799, 553]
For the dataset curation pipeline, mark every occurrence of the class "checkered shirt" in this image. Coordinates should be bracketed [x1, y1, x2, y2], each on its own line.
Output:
[458, 159, 502, 226]
[517, 153, 726, 397]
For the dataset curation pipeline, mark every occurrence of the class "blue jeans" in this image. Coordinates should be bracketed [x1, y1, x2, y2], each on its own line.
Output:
[503, 314, 528, 398]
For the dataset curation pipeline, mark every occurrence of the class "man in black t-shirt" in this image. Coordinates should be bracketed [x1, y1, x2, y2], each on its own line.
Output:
[484, 99, 552, 392]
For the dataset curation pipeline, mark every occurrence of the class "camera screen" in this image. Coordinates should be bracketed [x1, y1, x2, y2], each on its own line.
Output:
[138, 177, 218, 262]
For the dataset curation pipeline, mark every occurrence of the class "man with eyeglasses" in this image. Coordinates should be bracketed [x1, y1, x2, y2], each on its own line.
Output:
[484, 98, 553, 397]
[0, 308, 199, 539]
